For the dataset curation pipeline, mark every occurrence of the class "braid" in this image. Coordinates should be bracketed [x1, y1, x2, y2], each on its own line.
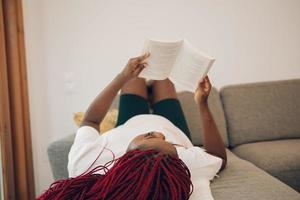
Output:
[37, 149, 193, 200]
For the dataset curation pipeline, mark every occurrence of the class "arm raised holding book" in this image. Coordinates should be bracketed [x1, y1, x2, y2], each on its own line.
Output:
[81, 53, 150, 131]
[194, 76, 227, 170]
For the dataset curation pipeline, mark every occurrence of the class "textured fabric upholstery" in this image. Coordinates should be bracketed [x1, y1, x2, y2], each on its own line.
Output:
[47, 134, 75, 180]
[221, 79, 300, 147]
[110, 89, 228, 146]
[232, 139, 300, 192]
[211, 150, 300, 200]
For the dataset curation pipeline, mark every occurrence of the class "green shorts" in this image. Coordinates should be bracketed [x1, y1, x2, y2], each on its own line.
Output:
[115, 94, 191, 140]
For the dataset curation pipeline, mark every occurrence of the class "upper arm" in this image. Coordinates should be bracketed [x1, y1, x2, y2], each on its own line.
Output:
[68, 126, 102, 176]
[206, 151, 227, 172]
[220, 159, 227, 171]
[80, 120, 100, 133]
[178, 147, 223, 180]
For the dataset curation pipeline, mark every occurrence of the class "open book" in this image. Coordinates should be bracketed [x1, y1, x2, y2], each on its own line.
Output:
[139, 39, 215, 92]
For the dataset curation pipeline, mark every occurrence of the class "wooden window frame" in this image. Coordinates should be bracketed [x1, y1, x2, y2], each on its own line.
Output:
[0, 0, 35, 199]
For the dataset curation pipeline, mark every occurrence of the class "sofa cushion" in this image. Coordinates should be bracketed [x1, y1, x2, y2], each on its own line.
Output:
[221, 79, 300, 147]
[110, 89, 229, 147]
[211, 149, 300, 200]
[47, 134, 75, 180]
[232, 139, 300, 192]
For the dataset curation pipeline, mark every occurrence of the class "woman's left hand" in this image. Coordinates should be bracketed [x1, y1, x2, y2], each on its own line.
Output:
[194, 76, 212, 105]
[120, 52, 150, 82]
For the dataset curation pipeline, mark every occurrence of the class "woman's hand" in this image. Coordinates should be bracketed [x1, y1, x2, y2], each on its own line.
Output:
[120, 52, 150, 82]
[194, 76, 211, 105]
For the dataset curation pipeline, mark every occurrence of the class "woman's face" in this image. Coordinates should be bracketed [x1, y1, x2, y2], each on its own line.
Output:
[127, 132, 178, 157]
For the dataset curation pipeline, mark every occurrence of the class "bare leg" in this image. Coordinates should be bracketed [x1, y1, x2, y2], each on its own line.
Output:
[152, 78, 177, 103]
[151, 78, 191, 139]
[121, 77, 148, 99]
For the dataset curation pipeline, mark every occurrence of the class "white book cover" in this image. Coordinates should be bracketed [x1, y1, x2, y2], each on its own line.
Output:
[139, 39, 215, 92]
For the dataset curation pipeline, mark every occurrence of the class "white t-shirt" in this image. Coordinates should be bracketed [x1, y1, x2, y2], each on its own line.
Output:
[68, 114, 222, 200]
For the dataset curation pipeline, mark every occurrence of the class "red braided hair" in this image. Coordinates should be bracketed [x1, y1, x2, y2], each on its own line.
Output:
[37, 149, 193, 200]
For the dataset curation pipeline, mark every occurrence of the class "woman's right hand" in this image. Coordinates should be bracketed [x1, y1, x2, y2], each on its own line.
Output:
[120, 52, 150, 82]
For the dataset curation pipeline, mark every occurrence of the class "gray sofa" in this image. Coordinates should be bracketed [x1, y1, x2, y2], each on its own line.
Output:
[48, 79, 300, 199]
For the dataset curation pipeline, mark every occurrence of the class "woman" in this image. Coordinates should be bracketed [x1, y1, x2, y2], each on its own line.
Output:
[38, 53, 227, 200]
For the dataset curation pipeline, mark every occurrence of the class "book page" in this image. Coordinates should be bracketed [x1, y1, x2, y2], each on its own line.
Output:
[139, 39, 183, 80]
[169, 40, 215, 92]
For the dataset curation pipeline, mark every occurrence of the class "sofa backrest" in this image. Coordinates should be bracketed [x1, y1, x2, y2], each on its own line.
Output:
[221, 79, 300, 147]
[110, 88, 229, 147]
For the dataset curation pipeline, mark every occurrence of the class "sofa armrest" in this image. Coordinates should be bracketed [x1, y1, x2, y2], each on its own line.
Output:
[47, 134, 75, 180]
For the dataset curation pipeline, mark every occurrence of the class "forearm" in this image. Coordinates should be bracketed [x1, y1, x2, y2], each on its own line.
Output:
[199, 102, 227, 163]
[81, 73, 127, 130]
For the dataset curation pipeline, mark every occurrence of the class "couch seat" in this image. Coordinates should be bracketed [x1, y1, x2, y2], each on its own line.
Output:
[211, 150, 300, 200]
[232, 139, 300, 192]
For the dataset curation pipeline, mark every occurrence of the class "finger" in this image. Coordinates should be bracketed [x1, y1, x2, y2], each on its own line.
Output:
[137, 52, 150, 62]
[205, 76, 212, 86]
[134, 64, 146, 75]
[131, 53, 144, 60]
[131, 52, 148, 61]
[199, 77, 206, 84]
[140, 62, 148, 67]
[201, 76, 210, 86]
[134, 62, 148, 70]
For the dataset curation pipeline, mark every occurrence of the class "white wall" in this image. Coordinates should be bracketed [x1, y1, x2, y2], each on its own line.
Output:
[23, 0, 300, 196]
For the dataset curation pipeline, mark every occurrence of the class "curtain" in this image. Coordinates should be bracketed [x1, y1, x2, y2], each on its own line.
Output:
[0, 0, 35, 199]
